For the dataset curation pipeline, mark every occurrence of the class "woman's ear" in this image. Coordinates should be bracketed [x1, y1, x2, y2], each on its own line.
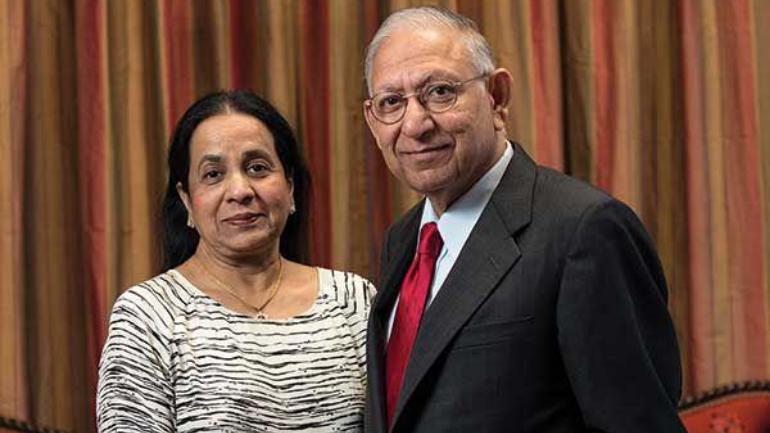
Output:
[176, 182, 195, 228]
[487, 68, 513, 131]
[288, 179, 296, 215]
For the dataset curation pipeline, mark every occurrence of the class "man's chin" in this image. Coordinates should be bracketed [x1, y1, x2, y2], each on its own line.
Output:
[402, 172, 454, 197]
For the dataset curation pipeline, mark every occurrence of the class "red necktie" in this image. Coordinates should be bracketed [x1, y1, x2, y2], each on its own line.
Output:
[386, 222, 443, 425]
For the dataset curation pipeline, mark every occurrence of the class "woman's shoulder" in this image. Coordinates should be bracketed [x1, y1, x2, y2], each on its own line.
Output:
[318, 268, 373, 285]
[317, 268, 376, 316]
[318, 268, 376, 296]
[111, 270, 197, 323]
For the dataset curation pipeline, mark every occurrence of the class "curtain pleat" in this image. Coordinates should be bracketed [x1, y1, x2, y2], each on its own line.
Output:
[1, 1, 769, 431]
[755, 0, 770, 384]
[0, 0, 29, 421]
[299, 0, 332, 266]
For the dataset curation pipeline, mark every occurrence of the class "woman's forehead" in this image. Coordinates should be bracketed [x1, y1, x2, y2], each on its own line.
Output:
[190, 113, 275, 156]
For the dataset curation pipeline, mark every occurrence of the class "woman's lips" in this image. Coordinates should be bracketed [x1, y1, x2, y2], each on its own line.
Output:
[223, 213, 262, 226]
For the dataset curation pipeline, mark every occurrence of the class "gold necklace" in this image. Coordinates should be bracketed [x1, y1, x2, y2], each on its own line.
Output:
[196, 257, 284, 319]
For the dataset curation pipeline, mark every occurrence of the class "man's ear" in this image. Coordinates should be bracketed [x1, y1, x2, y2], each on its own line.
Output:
[488, 68, 513, 131]
[363, 102, 384, 150]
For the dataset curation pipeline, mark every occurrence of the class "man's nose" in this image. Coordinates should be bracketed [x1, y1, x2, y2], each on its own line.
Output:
[225, 172, 255, 203]
[400, 97, 436, 139]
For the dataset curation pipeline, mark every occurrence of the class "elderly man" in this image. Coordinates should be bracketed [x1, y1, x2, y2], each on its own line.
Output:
[362, 6, 686, 433]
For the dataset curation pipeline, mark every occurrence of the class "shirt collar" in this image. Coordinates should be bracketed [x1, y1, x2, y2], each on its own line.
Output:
[419, 142, 514, 259]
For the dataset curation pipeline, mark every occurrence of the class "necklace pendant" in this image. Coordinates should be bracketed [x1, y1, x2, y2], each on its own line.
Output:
[255, 311, 267, 320]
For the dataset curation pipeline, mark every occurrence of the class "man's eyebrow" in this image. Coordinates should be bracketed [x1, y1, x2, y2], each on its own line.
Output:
[375, 72, 453, 94]
[374, 71, 438, 95]
[413, 74, 434, 89]
[375, 83, 403, 94]
[423, 71, 455, 82]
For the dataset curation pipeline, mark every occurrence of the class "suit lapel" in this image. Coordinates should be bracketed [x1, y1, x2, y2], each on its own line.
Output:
[390, 143, 538, 428]
[368, 204, 422, 433]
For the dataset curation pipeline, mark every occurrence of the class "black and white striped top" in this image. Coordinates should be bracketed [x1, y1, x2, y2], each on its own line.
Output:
[97, 268, 375, 432]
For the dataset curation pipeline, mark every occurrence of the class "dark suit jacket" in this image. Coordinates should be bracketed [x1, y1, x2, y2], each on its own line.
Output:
[365, 143, 686, 433]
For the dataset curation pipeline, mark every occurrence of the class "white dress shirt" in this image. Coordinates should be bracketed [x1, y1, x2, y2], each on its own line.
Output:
[386, 142, 514, 340]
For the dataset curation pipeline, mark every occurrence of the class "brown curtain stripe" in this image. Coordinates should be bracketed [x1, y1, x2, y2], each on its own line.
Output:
[74, 0, 108, 428]
[299, 0, 332, 267]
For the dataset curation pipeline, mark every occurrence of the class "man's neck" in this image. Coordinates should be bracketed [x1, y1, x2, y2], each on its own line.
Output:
[427, 140, 507, 217]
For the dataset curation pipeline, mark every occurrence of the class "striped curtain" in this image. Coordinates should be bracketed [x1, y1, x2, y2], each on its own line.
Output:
[1, 1, 768, 431]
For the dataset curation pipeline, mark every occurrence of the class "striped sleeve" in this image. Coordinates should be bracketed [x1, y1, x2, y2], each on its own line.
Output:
[96, 285, 175, 433]
[334, 271, 375, 382]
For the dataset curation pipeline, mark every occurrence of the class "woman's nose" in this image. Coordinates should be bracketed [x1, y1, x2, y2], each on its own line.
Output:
[225, 172, 255, 203]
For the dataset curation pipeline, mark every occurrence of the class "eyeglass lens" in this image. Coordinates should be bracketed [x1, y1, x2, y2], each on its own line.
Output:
[371, 82, 459, 124]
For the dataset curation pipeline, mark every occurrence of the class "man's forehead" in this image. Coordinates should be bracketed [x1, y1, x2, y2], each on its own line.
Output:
[370, 27, 473, 91]
[376, 26, 465, 60]
[374, 70, 458, 93]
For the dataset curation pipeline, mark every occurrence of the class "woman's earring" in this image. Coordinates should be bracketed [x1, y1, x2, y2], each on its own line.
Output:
[187, 215, 195, 229]
[289, 203, 296, 215]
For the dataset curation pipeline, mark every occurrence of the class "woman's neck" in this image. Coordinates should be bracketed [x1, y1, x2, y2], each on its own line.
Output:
[192, 245, 282, 295]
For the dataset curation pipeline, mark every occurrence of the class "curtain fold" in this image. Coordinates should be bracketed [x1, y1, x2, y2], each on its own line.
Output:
[0, 0, 28, 422]
[1, 0, 768, 431]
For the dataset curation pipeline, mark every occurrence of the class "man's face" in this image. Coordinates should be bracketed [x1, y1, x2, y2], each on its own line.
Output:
[365, 27, 508, 211]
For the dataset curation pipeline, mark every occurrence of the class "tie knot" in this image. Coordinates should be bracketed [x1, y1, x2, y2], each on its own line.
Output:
[418, 222, 443, 258]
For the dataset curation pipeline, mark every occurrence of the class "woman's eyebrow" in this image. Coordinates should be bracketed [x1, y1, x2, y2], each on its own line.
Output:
[242, 149, 273, 161]
[197, 154, 222, 170]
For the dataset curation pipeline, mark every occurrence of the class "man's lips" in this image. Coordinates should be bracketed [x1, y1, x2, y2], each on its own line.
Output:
[399, 143, 452, 165]
[400, 143, 452, 155]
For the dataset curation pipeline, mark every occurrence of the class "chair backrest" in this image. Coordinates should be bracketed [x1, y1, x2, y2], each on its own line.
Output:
[679, 381, 770, 433]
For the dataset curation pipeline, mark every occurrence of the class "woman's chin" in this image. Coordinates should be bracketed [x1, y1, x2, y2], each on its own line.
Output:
[224, 236, 278, 257]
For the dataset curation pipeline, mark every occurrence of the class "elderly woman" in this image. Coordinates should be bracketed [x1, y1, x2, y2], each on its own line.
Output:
[97, 91, 374, 432]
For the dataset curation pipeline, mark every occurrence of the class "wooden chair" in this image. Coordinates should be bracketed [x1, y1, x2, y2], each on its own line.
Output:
[679, 381, 770, 433]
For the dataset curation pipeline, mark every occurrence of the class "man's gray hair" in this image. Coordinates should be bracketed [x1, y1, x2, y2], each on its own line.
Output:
[364, 6, 496, 96]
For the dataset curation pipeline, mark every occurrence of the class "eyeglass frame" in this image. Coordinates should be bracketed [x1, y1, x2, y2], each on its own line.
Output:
[365, 73, 490, 125]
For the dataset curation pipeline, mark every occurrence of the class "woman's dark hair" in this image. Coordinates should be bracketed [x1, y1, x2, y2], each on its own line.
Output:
[161, 90, 310, 270]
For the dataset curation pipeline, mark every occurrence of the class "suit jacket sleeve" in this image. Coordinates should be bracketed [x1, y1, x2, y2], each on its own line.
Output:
[556, 199, 686, 433]
[378, 225, 394, 288]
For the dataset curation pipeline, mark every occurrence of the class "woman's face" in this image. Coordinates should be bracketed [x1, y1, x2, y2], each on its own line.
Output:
[178, 112, 293, 260]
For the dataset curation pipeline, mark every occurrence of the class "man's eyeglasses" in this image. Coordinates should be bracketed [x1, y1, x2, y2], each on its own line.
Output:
[365, 74, 489, 125]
